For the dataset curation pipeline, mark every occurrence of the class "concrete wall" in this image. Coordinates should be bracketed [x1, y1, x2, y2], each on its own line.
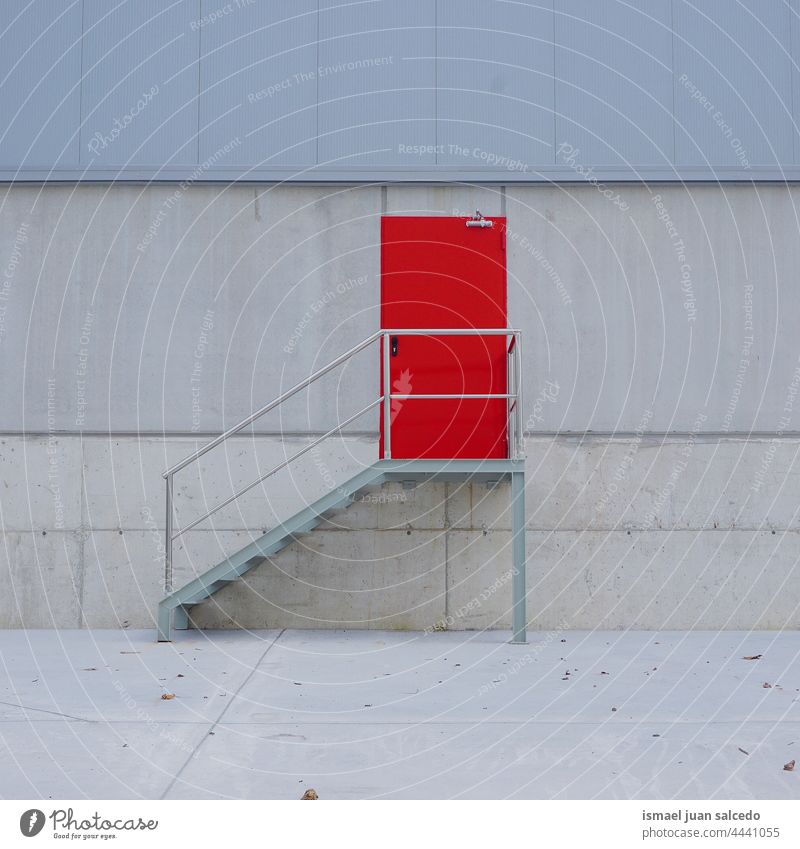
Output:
[3, 181, 800, 434]
[2, 433, 798, 632]
[1, 182, 799, 631]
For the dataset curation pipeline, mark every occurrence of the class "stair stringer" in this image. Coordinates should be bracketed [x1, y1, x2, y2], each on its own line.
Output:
[156, 463, 388, 640]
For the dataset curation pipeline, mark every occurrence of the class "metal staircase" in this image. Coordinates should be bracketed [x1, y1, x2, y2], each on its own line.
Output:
[156, 329, 527, 643]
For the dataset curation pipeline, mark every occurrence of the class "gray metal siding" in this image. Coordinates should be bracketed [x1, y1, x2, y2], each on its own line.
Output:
[672, 0, 794, 167]
[794, 0, 800, 165]
[554, 0, 674, 167]
[199, 0, 318, 167]
[437, 0, 554, 167]
[80, 0, 199, 166]
[317, 0, 436, 166]
[0, 0, 82, 168]
[2, 0, 800, 180]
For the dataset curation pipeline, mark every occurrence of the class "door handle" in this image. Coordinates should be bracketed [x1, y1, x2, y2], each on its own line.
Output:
[391, 336, 399, 357]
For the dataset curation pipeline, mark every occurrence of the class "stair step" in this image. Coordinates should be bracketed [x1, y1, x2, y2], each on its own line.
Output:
[158, 463, 390, 640]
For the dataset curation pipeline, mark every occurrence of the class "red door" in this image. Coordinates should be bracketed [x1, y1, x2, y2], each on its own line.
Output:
[380, 216, 508, 460]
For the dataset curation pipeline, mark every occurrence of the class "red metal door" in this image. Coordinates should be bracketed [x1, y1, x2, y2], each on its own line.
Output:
[380, 215, 508, 460]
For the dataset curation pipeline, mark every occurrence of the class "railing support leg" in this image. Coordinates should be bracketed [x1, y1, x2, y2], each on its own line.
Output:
[173, 606, 188, 630]
[165, 474, 174, 594]
[511, 469, 527, 644]
[383, 332, 391, 458]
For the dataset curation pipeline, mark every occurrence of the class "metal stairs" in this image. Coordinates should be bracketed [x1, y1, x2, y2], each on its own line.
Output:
[156, 329, 527, 643]
[156, 462, 386, 641]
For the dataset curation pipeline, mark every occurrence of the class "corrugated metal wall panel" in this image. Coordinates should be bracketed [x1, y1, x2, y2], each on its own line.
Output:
[0, 0, 82, 168]
[81, 0, 199, 167]
[672, 0, 793, 167]
[317, 0, 436, 166]
[199, 0, 318, 167]
[791, 0, 800, 165]
[3, 1, 800, 180]
[554, 0, 674, 167]
[437, 0, 554, 168]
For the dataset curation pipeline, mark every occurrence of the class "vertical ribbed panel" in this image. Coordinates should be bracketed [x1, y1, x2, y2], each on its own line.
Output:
[0, 0, 82, 167]
[81, 0, 199, 166]
[199, 0, 318, 167]
[673, 0, 793, 166]
[554, 0, 674, 167]
[317, 0, 436, 166]
[437, 0, 555, 168]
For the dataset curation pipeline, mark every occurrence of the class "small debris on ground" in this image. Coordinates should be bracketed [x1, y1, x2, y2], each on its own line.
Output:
[763, 682, 772, 689]
[743, 655, 762, 661]
[783, 759, 795, 772]
[738, 747, 749, 756]
[301, 789, 318, 800]
[161, 693, 175, 700]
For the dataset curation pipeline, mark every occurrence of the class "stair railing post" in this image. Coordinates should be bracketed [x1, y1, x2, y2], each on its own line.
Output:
[509, 336, 516, 459]
[165, 473, 174, 595]
[383, 330, 392, 458]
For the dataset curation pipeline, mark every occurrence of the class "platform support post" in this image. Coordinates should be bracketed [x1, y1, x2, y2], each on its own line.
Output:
[173, 606, 188, 630]
[157, 603, 172, 642]
[511, 469, 527, 644]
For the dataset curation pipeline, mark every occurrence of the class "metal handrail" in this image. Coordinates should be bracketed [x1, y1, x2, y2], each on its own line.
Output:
[163, 327, 523, 594]
[383, 328, 515, 334]
[163, 329, 384, 478]
[389, 394, 514, 399]
[171, 398, 382, 541]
